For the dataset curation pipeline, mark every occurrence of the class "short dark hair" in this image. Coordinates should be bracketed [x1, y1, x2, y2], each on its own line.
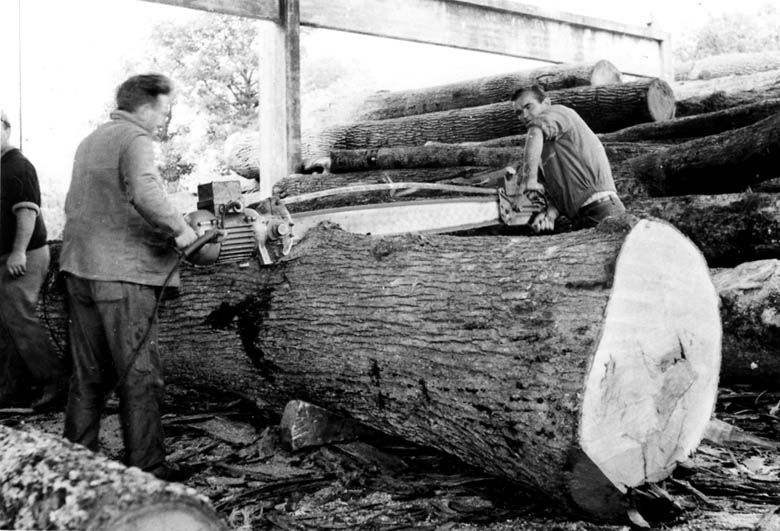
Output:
[116, 74, 172, 112]
[511, 84, 547, 103]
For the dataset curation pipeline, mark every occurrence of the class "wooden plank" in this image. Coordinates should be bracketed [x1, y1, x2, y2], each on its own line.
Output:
[137, 0, 668, 78]
[136, 0, 279, 21]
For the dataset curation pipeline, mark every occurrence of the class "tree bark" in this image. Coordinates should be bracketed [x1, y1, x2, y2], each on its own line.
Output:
[626, 111, 780, 196]
[327, 146, 520, 172]
[598, 99, 780, 143]
[315, 80, 676, 151]
[711, 260, 780, 389]
[355, 60, 622, 121]
[0, 425, 224, 531]
[675, 52, 780, 81]
[38, 219, 722, 522]
[626, 193, 780, 268]
[675, 74, 780, 117]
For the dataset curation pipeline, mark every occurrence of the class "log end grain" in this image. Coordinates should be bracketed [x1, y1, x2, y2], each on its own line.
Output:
[578, 220, 721, 504]
[590, 60, 623, 86]
[646, 79, 677, 121]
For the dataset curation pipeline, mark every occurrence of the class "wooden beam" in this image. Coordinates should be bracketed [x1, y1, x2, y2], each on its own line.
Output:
[137, 0, 669, 79]
[136, 0, 279, 22]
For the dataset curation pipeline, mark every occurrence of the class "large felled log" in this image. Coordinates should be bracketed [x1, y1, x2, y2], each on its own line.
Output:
[315, 79, 676, 151]
[41, 218, 722, 521]
[356, 60, 622, 121]
[0, 425, 224, 531]
[627, 111, 780, 196]
[712, 260, 780, 389]
[675, 52, 780, 81]
[675, 77, 780, 118]
[673, 69, 780, 103]
[626, 193, 780, 267]
[598, 99, 780, 143]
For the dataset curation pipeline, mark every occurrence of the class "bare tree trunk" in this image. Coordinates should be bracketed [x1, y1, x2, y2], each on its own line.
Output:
[675, 74, 780, 117]
[315, 80, 675, 151]
[38, 219, 721, 522]
[626, 111, 780, 196]
[328, 146, 520, 172]
[0, 425, 224, 531]
[675, 52, 780, 81]
[598, 99, 780, 143]
[356, 60, 622, 120]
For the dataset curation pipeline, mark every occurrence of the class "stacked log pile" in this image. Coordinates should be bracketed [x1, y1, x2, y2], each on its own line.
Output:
[28, 56, 780, 526]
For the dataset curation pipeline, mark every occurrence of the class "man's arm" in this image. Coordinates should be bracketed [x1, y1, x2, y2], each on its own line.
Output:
[521, 126, 544, 192]
[7, 206, 37, 277]
[122, 137, 197, 248]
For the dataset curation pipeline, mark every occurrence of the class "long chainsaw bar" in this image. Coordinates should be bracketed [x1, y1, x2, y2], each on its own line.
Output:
[290, 192, 543, 238]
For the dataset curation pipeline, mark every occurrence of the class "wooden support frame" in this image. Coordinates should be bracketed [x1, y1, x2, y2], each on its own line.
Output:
[137, 0, 670, 196]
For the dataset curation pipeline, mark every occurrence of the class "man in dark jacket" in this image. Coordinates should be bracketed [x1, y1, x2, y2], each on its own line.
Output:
[0, 109, 68, 410]
[60, 74, 197, 480]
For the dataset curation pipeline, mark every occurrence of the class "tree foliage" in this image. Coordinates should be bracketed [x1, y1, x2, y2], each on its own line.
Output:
[674, 4, 780, 62]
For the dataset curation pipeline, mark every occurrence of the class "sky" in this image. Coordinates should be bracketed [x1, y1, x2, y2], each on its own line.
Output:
[0, 0, 774, 232]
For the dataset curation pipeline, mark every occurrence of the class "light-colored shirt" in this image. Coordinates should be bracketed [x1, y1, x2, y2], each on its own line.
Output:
[528, 105, 616, 219]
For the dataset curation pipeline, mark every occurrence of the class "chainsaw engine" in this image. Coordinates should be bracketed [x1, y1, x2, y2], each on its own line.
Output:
[185, 181, 293, 266]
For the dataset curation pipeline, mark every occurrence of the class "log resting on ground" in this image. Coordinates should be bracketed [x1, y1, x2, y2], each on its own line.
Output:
[598, 99, 780, 143]
[0, 425, 224, 531]
[315, 79, 676, 152]
[626, 111, 780, 196]
[355, 60, 622, 121]
[711, 260, 780, 389]
[675, 52, 780, 82]
[626, 193, 780, 268]
[44, 218, 720, 521]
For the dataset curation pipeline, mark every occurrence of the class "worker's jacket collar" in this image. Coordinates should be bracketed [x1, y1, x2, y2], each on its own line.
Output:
[110, 110, 152, 134]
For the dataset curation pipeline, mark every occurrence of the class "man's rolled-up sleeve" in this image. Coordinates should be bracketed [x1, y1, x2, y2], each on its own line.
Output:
[121, 136, 189, 236]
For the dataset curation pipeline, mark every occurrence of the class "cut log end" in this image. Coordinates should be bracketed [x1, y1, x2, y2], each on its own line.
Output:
[577, 220, 721, 509]
[590, 60, 623, 86]
[647, 79, 677, 121]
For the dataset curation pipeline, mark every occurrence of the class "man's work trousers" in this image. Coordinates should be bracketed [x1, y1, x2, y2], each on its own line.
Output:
[0, 245, 66, 402]
[63, 275, 165, 471]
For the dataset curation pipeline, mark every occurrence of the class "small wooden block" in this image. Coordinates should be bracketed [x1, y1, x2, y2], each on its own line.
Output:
[279, 400, 367, 451]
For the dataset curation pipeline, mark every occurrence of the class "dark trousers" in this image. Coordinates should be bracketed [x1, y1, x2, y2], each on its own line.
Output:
[0, 245, 66, 401]
[63, 275, 165, 471]
[573, 195, 626, 230]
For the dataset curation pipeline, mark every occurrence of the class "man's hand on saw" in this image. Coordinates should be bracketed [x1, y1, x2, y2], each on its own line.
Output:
[174, 225, 199, 249]
[531, 207, 558, 233]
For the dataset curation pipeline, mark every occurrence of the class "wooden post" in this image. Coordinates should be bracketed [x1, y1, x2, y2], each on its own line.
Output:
[258, 0, 301, 199]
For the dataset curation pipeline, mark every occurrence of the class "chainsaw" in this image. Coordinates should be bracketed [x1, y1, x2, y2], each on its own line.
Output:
[183, 175, 546, 266]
